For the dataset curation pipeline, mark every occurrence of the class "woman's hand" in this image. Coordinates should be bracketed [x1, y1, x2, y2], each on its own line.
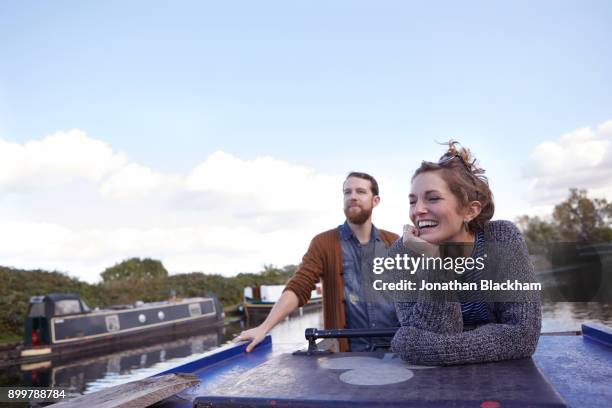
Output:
[403, 224, 440, 258]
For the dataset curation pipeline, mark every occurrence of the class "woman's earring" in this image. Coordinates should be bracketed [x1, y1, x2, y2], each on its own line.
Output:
[463, 220, 469, 232]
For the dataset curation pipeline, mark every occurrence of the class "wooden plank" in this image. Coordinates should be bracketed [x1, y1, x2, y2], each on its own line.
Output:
[50, 373, 200, 408]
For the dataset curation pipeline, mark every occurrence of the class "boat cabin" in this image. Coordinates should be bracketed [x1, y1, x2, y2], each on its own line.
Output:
[21, 293, 224, 359]
[24, 293, 90, 346]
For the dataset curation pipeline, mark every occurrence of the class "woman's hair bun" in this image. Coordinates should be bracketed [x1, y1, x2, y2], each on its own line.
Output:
[441, 140, 487, 180]
[412, 140, 495, 232]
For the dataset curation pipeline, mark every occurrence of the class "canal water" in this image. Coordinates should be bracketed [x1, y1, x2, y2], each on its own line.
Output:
[1, 303, 610, 396]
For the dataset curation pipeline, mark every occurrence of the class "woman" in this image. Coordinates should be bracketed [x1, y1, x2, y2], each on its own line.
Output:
[390, 141, 541, 365]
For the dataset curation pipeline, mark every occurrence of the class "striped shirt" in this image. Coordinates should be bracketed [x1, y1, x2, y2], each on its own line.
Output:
[459, 230, 490, 325]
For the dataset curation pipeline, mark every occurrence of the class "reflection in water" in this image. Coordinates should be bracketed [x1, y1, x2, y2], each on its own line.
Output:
[542, 302, 612, 332]
[14, 327, 227, 393]
[264, 309, 324, 345]
[1, 313, 323, 395]
[536, 243, 612, 303]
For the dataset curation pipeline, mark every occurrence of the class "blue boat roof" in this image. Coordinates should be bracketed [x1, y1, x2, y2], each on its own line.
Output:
[156, 323, 612, 408]
[533, 324, 612, 408]
[193, 352, 566, 407]
[156, 336, 285, 408]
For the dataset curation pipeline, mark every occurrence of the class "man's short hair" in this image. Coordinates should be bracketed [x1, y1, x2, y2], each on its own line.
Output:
[345, 171, 379, 196]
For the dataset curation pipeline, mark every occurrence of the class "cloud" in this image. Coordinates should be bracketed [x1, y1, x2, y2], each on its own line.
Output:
[185, 150, 340, 213]
[0, 130, 346, 282]
[524, 119, 612, 204]
[0, 129, 127, 193]
[0, 221, 272, 282]
[99, 163, 182, 201]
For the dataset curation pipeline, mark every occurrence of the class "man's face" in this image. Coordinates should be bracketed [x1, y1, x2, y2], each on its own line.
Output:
[343, 176, 380, 225]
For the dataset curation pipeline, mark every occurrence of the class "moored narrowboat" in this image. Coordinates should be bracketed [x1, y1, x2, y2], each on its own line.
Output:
[21, 293, 224, 362]
[242, 284, 322, 319]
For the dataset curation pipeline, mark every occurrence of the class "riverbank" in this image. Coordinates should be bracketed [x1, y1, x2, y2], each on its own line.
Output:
[0, 264, 295, 344]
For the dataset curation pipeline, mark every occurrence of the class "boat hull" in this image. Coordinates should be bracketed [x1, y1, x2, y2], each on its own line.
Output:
[20, 298, 224, 363]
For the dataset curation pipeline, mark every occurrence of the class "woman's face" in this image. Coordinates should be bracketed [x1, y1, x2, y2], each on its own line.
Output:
[409, 171, 472, 244]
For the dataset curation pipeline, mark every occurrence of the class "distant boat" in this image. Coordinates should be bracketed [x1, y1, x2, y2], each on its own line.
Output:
[20, 293, 224, 362]
[242, 284, 322, 320]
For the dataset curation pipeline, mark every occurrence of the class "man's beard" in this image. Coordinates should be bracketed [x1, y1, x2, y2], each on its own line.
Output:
[344, 204, 373, 225]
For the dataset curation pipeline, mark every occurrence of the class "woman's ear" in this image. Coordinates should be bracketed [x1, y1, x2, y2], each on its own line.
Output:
[466, 201, 482, 222]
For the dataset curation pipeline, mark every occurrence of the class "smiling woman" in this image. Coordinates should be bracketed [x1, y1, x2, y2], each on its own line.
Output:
[389, 141, 542, 366]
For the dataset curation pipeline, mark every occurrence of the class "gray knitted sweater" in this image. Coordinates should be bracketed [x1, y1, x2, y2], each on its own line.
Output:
[390, 220, 542, 366]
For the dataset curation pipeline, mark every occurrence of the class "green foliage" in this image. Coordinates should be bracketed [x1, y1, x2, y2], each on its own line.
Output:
[552, 188, 612, 242]
[517, 189, 612, 254]
[0, 266, 105, 341]
[516, 215, 561, 255]
[0, 261, 296, 344]
[101, 257, 168, 282]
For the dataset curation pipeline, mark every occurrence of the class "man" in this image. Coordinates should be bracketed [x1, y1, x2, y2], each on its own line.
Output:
[235, 172, 399, 352]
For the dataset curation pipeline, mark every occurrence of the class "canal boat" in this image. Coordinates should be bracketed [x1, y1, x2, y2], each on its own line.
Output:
[242, 284, 323, 320]
[54, 322, 612, 407]
[21, 293, 224, 362]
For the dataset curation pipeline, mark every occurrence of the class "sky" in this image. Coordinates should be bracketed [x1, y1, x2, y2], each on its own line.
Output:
[1, 1, 611, 282]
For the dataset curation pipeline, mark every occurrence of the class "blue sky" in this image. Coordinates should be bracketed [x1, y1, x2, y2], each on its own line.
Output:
[1, 1, 611, 280]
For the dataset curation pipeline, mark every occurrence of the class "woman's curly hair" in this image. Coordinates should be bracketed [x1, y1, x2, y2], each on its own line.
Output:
[412, 140, 494, 233]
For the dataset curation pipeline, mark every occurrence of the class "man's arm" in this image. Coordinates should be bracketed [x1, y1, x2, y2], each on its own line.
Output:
[234, 234, 325, 352]
[234, 289, 299, 352]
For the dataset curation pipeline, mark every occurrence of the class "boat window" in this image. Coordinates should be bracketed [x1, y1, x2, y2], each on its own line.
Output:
[54, 300, 82, 316]
[28, 302, 46, 317]
[81, 300, 90, 312]
[189, 303, 202, 316]
[105, 315, 120, 332]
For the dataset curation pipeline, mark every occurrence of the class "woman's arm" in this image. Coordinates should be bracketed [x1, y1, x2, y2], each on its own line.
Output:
[388, 238, 417, 325]
[391, 221, 542, 366]
[392, 301, 541, 365]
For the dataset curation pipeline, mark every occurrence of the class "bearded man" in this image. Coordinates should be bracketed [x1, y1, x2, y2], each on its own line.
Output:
[235, 172, 399, 352]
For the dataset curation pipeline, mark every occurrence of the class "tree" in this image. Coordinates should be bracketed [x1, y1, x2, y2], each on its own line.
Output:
[552, 188, 612, 242]
[516, 189, 612, 254]
[261, 264, 297, 282]
[516, 215, 560, 255]
[101, 258, 168, 282]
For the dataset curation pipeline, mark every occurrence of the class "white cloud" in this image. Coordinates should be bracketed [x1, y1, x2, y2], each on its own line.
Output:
[10, 125, 610, 283]
[0, 220, 333, 283]
[185, 150, 340, 213]
[0, 129, 127, 192]
[524, 119, 612, 204]
[0, 130, 346, 282]
[99, 163, 182, 201]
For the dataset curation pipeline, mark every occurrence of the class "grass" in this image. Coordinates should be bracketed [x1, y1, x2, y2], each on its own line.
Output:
[0, 332, 21, 346]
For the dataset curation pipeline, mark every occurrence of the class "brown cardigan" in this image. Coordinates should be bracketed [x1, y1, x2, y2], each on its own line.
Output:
[284, 227, 399, 351]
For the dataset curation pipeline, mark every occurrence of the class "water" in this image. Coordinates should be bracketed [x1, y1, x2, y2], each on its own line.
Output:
[541, 302, 612, 332]
[1, 304, 610, 395]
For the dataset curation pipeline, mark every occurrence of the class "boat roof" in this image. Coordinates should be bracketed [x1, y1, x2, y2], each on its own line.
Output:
[192, 353, 566, 407]
[29, 293, 82, 303]
[154, 323, 612, 408]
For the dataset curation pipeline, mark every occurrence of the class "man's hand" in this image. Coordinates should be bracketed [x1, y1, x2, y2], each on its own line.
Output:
[233, 290, 299, 352]
[403, 224, 439, 257]
[233, 325, 268, 352]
